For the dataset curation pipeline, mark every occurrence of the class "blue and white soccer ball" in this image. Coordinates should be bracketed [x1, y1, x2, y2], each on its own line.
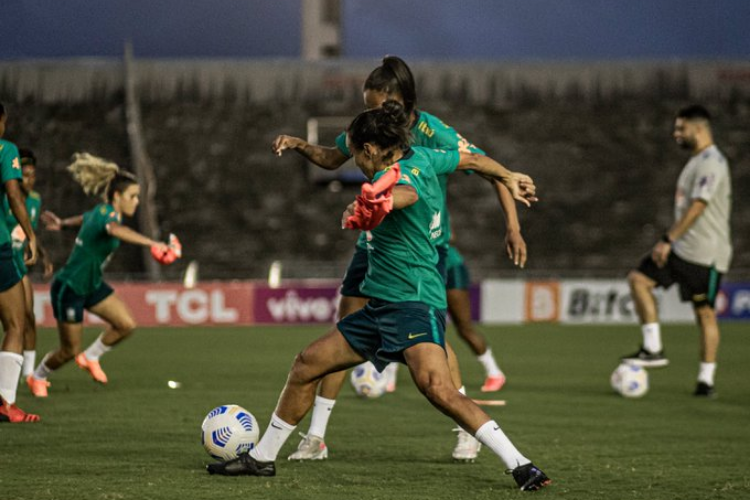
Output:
[350, 361, 388, 399]
[610, 363, 649, 398]
[201, 404, 260, 460]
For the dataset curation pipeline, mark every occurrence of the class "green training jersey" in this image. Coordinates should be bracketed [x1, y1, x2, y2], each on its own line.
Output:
[337, 110, 484, 249]
[359, 146, 460, 309]
[3, 191, 41, 275]
[56, 203, 121, 295]
[0, 139, 23, 247]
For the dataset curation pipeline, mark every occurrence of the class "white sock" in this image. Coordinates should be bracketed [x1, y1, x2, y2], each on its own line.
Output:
[384, 362, 399, 381]
[22, 350, 37, 377]
[83, 334, 112, 361]
[475, 420, 530, 470]
[458, 385, 467, 395]
[641, 323, 662, 353]
[308, 396, 336, 439]
[33, 353, 55, 381]
[250, 413, 296, 462]
[698, 362, 716, 386]
[0, 351, 23, 405]
[477, 348, 503, 377]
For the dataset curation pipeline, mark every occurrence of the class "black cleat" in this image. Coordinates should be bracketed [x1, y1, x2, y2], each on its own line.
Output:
[206, 452, 276, 476]
[694, 382, 716, 398]
[510, 463, 551, 491]
[621, 346, 669, 368]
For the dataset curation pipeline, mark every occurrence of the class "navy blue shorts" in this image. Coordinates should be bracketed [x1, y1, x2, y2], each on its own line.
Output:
[340, 245, 369, 298]
[0, 242, 23, 293]
[636, 252, 722, 308]
[337, 299, 446, 372]
[51, 279, 114, 323]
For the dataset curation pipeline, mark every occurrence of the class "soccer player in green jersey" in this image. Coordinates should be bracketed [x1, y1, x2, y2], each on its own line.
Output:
[0, 103, 40, 423]
[27, 153, 169, 397]
[208, 102, 551, 492]
[274, 56, 523, 461]
[2, 149, 55, 388]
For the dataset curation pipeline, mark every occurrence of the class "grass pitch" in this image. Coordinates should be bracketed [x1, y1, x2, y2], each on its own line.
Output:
[1, 323, 749, 500]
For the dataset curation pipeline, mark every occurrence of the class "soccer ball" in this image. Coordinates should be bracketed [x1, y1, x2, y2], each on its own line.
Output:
[201, 404, 260, 460]
[350, 361, 388, 399]
[610, 363, 649, 398]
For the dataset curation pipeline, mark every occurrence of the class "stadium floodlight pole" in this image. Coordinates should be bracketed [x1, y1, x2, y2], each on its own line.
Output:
[123, 41, 162, 281]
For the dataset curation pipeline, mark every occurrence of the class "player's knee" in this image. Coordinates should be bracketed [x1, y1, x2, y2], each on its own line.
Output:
[627, 270, 649, 289]
[116, 318, 137, 337]
[420, 375, 454, 406]
[694, 304, 715, 321]
[289, 350, 317, 384]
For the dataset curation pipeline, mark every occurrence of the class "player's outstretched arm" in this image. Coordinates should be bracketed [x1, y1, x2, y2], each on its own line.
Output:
[41, 210, 83, 231]
[272, 135, 349, 170]
[106, 221, 167, 253]
[457, 153, 537, 207]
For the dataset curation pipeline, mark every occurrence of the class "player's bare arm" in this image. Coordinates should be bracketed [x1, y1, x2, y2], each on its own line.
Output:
[272, 135, 348, 170]
[106, 221, 167, 252]
[391, 185, 418, 210]
[41, 210, 83, 231]
[457, 153, 537, 207]
[652, 199, 707, 267]
[490, 179, 527, 268]
[6, 178, 37, 266]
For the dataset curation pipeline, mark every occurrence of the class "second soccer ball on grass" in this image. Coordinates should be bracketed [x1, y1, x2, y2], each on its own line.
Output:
[350, 361, 389, 399]
[611, 362, 649, 398]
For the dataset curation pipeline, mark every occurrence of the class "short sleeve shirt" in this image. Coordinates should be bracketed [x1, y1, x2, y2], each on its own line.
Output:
[359, 147, 459, 309]
[673, 145, 732, 272]
[56, 204, 122, 295]
[340, 110, 484, 249]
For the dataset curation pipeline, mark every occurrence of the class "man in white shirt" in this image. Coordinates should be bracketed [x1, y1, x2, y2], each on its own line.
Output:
[622, 105, 732, 398]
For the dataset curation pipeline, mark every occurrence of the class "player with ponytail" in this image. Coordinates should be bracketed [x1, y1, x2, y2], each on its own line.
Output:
[209, 102, 549, 491]
[274, 56, 527, 462]
[26, 153, 173, 396]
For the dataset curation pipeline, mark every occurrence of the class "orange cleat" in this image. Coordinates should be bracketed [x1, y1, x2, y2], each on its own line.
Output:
[0, 403, 41, 423]
[26, 375, 51, 397]
[75, 353, 108, 384]
[481, 374, 506, 392]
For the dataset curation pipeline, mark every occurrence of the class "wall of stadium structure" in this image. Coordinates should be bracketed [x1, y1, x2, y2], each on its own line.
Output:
[30, 280, 750, 327]
[2, 60, 750, 105]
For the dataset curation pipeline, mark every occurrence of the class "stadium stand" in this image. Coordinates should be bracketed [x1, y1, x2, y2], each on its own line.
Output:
[1, 61, 748, 281]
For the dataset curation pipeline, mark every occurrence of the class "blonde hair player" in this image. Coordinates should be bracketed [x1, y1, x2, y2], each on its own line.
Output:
[27, 153, 179, 397]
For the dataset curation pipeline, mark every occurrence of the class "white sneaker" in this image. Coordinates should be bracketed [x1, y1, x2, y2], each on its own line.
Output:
[452, 427, 481, 462]
[287, 432, 329, 460]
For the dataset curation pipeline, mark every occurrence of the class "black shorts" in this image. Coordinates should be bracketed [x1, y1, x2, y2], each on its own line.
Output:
[0, 242, 22, 293]
[51, 279, 114, 323]
[340, 246, 369, 298]
[636, 252, 722, 308]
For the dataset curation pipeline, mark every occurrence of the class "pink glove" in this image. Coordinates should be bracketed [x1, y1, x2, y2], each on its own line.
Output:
[345, 165, 401, 231]
[151, 234, 182, 265]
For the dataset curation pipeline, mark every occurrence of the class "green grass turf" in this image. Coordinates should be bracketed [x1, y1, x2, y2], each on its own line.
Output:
[1, 323, 749, 500]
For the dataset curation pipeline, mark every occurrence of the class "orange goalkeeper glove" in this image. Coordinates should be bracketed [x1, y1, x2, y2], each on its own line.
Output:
[344, 165, 401, 231]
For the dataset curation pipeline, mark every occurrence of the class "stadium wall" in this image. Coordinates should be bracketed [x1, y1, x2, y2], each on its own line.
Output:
[32, 280, 750, 327]
[2, 59, 750, 105]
